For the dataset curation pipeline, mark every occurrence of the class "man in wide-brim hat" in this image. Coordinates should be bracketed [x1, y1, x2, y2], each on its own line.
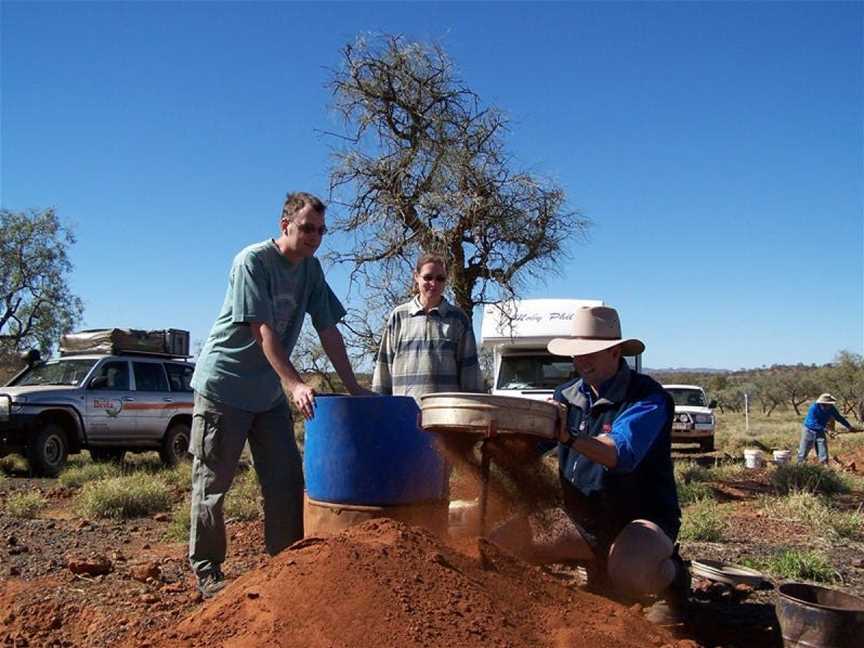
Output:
[797, 393, 859, 464]
[495, 305, 689, 624]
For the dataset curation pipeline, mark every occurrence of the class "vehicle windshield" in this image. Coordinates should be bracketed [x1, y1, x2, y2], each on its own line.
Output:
[497, 355, 574, 391]
[12, 359, 98, 387]
[666, 388, 707, 407]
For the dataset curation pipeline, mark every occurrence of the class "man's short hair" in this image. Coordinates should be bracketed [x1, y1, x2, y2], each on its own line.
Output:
[282, 192, 326, 221]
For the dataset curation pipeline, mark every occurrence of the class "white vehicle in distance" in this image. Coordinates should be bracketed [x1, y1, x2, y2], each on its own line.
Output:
[480, 299, 643, 402]
[663, 384, 717, 452]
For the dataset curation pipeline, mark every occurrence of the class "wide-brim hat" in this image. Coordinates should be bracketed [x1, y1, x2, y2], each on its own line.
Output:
[816, 393, 837, 404]
[547, 305, 645, 358]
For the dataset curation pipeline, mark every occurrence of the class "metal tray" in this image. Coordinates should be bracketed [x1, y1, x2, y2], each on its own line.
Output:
[419, 392, 559, 439]
[691, 559, 766, 587]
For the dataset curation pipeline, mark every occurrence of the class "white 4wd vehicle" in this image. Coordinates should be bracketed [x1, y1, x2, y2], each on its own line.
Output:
[0, 353, 194, 476]
[663, 384, 717, 452]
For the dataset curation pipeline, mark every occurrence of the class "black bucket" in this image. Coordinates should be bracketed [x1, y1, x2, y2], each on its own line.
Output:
[776, 582, 864, 648]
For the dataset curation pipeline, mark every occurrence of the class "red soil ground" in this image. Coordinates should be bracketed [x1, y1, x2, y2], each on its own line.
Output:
[145, 519, 690, 648]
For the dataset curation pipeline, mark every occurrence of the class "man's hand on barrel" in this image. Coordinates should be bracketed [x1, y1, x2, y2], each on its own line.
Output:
[290, 382, 317, 420]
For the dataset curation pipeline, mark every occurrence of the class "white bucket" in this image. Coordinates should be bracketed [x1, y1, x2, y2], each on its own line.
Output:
[743, 448, 763, 469]
[773, 449, 792, 465]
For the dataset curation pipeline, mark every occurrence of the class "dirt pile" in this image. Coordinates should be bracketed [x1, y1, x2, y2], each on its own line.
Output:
[148, 518, 685, 648]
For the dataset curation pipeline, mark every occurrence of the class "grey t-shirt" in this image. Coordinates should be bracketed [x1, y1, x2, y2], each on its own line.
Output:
[191, 240, 346, 412]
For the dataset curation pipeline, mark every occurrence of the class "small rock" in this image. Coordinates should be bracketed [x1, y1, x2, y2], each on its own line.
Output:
[76, 520, 91, 530]
[140, 593, 159, 604]
[142, 543, 151, 550]
[153, 513, 170, 522]
[67, 554, 112, 576]
[7, 535, 18, 546]
[733, 583, 755, 601]
[852, 558, 864, 569]
[8, 545, 28, 556]
[246, 591, 260, 599]
[8, 565, 20, 576]
[131, 562, 161, 583]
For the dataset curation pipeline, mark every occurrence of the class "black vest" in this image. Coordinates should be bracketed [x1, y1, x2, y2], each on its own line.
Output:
[554, 363, 681, 551]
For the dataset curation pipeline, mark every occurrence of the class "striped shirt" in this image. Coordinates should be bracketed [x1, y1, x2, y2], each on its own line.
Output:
[372, 297, 484, 401]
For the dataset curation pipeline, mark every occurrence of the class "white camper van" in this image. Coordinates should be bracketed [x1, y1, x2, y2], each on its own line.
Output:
[480, 299, 643, 401]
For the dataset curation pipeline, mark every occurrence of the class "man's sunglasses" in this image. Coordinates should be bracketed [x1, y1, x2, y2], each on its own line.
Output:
[421, 274, 447, 282]
[294, 222, 328, 236]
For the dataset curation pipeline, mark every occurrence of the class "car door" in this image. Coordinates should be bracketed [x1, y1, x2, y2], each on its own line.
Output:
[85, 359, 137, 442]
[164, 362, 195, 417]
[131, 360, 173, 442]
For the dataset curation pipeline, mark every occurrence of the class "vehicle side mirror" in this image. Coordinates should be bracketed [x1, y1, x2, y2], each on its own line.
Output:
[708, 399, 717, 409]
[89, 376, 108, 390]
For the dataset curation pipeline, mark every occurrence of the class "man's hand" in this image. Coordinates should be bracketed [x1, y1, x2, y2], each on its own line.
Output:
[289, 383, 317, 420]
[547, 399, 568, 444]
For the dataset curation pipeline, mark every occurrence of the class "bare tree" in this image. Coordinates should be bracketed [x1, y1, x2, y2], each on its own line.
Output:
[325, 35, 589, 357]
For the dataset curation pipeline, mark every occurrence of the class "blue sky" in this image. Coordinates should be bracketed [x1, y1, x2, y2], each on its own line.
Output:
[2, 1, 861, 370]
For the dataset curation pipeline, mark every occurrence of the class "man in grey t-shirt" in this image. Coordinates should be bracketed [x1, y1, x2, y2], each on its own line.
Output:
[188, 191, 368, 598]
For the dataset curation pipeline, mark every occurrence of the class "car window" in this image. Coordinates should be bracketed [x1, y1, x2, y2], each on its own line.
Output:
[666, 388, 707, 407]
[92, 361, 130, 390]
[133, 362, 170, 392]
[164, 363, 194, 392]
[14, 359, 98, 387]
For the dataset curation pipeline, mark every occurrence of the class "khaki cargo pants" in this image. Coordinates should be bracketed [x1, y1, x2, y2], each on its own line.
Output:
[188, 392, 304, 579]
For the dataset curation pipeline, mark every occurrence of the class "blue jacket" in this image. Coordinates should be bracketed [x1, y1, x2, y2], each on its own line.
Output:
[803, 402, 851, 432]
[552, 361, 680, 551]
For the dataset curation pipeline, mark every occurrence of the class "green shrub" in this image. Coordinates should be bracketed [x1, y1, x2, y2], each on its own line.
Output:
[59, 462, 124, 488]
[771, 464, 849, 496]
[677, 480, 714, 505]
[706, 462, 750, 481]
[165, 499, 191, 542]
[75, 473, 173, 519]
[680, 498, 726, 542]
[224, 468, 261, 521]
[0, 455, 28, 474]
[755, 548, 836, 583]
[6, 491, 46, 518]
[675, 462, 711, 484]
[160, 461, 193, 492]
[827, 510, 864, 540]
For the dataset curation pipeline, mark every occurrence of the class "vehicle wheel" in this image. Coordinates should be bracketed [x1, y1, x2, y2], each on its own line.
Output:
[90, 447, 126, 463]
[160, 422, 191, 467]
[700, 437, 715, 453]
[28, 423, 69, 477]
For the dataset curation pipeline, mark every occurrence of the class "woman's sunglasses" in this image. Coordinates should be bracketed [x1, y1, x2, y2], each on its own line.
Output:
[421, 274, 447, 282]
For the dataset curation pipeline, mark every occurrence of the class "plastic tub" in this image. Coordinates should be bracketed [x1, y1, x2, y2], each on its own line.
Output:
[773, 449, 793, 465]
[303, 395, 445, 506]
[744, 448, 763, 469]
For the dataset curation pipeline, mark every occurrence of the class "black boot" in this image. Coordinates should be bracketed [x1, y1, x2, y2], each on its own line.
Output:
[644, 549, 691, 626]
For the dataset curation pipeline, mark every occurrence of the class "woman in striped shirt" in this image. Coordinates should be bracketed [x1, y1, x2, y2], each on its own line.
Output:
[372, 253, 484, 401]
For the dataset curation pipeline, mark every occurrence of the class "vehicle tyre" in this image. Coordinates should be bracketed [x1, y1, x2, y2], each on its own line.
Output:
[700, 437, 715, 453]
[90, 447, 126, 463]
[28, 423, 69, 477]
[160, 422, 191, 467]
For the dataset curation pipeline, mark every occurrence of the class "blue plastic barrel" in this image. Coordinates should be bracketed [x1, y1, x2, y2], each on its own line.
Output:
[303, 395, 446, 506]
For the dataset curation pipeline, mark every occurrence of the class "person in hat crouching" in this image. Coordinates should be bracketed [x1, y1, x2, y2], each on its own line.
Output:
[797, 393, 858, 465]
[546, 305, 689, 624]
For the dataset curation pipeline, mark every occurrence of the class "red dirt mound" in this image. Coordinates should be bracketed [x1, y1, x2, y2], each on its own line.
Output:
[148, 519, 685, 648]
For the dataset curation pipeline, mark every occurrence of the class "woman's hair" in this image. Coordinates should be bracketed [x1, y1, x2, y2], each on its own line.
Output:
[414, 253, 447, 274]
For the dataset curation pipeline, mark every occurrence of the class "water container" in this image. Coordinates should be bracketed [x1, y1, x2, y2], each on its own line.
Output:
[304, 395, 446, 505]
[744, 448, 763, 469]
[773, 449, 793, 465]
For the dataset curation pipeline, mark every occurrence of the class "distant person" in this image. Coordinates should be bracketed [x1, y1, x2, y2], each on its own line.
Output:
[797, 393, 858, 465]
[491, 305, 689, 625]
[189, 191, 370, 599]
[372, 253, 484, 400]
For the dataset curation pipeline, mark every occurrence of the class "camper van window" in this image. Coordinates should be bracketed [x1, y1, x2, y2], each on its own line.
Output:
[497, 355, 574, 390]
